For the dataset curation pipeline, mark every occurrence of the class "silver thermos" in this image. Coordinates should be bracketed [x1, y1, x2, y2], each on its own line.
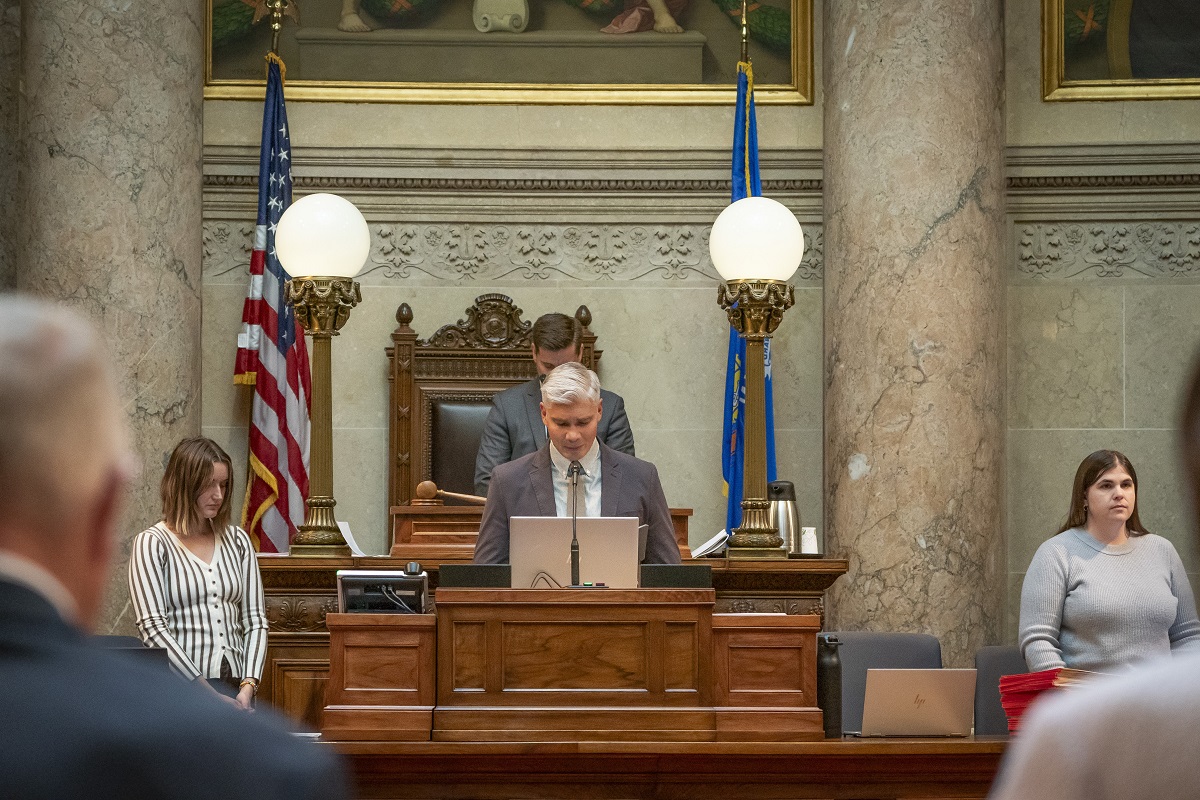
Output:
[768, 481, 802, 555]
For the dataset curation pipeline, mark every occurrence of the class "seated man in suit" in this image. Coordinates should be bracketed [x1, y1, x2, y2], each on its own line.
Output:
[474, 312, 635, 496]
[473, 360, 680, 566]
[0, 295, 348, 800]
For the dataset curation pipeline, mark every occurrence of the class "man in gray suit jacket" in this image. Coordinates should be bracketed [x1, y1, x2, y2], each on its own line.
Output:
[474, 361, 680, 566]
[474, 312, 635, 496]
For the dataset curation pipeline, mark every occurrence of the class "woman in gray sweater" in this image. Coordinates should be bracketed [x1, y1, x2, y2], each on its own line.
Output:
[1018, 449, 1200, 672]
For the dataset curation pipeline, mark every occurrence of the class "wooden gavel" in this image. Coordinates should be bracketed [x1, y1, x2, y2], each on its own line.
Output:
[412, 480, 487, 506]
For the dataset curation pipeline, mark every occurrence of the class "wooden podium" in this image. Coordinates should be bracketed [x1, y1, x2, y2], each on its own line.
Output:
[324, 589, 823, 743]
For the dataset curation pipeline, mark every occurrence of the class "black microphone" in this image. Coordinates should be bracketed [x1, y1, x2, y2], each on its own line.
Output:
[568, 460, 582, 587]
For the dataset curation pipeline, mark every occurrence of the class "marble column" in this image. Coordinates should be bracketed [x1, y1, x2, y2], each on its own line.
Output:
[822, 1, 1006, 666]
[17, 0, 204, 632]
[0, 0, 18, 289]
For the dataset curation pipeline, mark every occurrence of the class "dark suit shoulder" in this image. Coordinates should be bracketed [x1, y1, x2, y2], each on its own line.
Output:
[599, 387, 625, 405]
[490, 447, 544, 484]
[494, 377, 540, 402]
[0, 590, 348, 800]
[599, 442, 654, 474]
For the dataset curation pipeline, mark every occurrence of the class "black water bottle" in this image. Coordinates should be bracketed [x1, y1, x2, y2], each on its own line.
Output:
[816, 633, 842, 739]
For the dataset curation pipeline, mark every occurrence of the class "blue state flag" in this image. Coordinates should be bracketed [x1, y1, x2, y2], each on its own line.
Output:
[721, 60, 778, 533]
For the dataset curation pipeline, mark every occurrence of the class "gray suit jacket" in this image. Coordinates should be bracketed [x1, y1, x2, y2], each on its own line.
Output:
[474, 377, 635, 496]
[473, 443, 680, 567]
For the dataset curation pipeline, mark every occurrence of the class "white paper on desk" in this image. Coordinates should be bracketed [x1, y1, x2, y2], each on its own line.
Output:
[692, 529, 729, 558]
[337, 521, 367, 556]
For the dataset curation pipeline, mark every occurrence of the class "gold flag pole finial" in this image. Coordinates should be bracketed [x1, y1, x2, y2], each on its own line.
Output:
[250, 0, 299, 57]
[739, 0, 749, 63]
[270, 0, 285, 55]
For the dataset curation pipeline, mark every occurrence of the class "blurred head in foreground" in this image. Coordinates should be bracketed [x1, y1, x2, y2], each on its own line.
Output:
[0, 295, 134, 629]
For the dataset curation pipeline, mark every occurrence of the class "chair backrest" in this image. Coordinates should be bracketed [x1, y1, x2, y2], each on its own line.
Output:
[92, 635, 171, 669]
[387, 294, 601, 507]
[973, 644, 1027, 735]
[824, 630, 943, 734]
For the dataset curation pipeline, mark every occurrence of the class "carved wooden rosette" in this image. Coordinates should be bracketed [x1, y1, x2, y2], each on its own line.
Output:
[717, 280, 795, 558]
[285, 277, 362, 557]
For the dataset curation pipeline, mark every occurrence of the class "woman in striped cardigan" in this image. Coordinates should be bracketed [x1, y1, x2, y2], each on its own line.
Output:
[129, 437, 268, 710]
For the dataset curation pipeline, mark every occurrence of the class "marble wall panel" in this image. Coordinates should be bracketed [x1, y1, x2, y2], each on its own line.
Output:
[1126, 286, 1200, 430]
[1008, 285, 1124, 430]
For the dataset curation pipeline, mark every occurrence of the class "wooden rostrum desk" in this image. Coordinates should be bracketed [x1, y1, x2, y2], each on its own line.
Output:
[324, 589, 823, 743]
[256, 556, 850, 729]
[317, 588, 1006, 800]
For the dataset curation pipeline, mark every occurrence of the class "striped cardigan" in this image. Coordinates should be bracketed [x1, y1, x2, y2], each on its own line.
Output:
[128, 523, 268, 681]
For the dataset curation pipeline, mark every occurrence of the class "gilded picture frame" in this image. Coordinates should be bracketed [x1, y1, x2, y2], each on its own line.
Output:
[1043, 0, 1200, 101]
[205, 0, 811, 104]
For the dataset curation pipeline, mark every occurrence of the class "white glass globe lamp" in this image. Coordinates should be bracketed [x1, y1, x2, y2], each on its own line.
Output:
[275, 193, 371, 279]
[709, 196, 805, 282]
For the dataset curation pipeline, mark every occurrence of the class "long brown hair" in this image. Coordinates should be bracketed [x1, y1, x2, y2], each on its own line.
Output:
[1057, 449, 1148, 536]
[161, 437, 233, 537]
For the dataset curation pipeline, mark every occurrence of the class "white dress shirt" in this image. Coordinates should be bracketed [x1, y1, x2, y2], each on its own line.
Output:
[549, 439, 602, 518]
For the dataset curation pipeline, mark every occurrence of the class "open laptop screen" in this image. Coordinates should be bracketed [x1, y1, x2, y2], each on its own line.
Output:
[508, 516, 641, 589]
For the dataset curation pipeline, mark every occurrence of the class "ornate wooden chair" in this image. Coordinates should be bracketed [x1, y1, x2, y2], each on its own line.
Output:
[386, 293, 601, 509]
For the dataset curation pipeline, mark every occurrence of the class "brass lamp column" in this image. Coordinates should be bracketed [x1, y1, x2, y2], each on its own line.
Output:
[709, 196, 805, 560]
[274, 192, 372, 557]
[718, 280, 795, 556]
[286, 278, 361, 556]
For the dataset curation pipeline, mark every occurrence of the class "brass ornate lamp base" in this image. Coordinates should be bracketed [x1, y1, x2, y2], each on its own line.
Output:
[290, 495, 351, 557]
[728, 498, 784, 559]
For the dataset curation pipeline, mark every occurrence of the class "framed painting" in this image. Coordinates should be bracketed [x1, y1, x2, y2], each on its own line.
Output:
[1043, 0, 1200, 100]
[205, 0, 811, 104]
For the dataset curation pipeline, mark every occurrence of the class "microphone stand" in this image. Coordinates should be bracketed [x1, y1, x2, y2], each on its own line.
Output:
[569, 461, 581, 587]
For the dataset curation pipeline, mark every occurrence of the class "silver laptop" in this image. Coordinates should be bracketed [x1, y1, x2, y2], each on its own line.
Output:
[509, 516, 641, 589]
[856, 668, 976, 737]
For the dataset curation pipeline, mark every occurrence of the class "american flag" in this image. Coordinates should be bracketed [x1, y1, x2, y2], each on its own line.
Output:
[233, 56, 311, 553]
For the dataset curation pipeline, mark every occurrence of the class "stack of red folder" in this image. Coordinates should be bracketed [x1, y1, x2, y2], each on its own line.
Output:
[999, 668, 1093, 733]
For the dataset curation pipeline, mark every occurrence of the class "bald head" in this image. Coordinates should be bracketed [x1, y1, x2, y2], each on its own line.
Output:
[0, 295, 132, 626]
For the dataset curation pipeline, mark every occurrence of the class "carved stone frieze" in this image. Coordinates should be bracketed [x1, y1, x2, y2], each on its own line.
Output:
[203, 221, 826, 286]
[1015, 221, 1200, 280]
[266, 595, 339, 633]
[202, 221, 255, 280]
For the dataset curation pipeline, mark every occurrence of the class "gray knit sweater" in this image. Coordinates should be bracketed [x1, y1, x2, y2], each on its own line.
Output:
[1019, 527, 1200, 672]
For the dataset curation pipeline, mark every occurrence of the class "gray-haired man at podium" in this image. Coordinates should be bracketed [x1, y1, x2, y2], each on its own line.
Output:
[473, 312, 636, 497]
[473, 361, 680, 566]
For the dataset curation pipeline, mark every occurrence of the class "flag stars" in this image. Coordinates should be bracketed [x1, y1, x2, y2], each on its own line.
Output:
[278, 149, 289, 162]
[268, 197, 282, 211]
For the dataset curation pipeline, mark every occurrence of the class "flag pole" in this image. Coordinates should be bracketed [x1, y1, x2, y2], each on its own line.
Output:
[739, 0, 748, 64]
